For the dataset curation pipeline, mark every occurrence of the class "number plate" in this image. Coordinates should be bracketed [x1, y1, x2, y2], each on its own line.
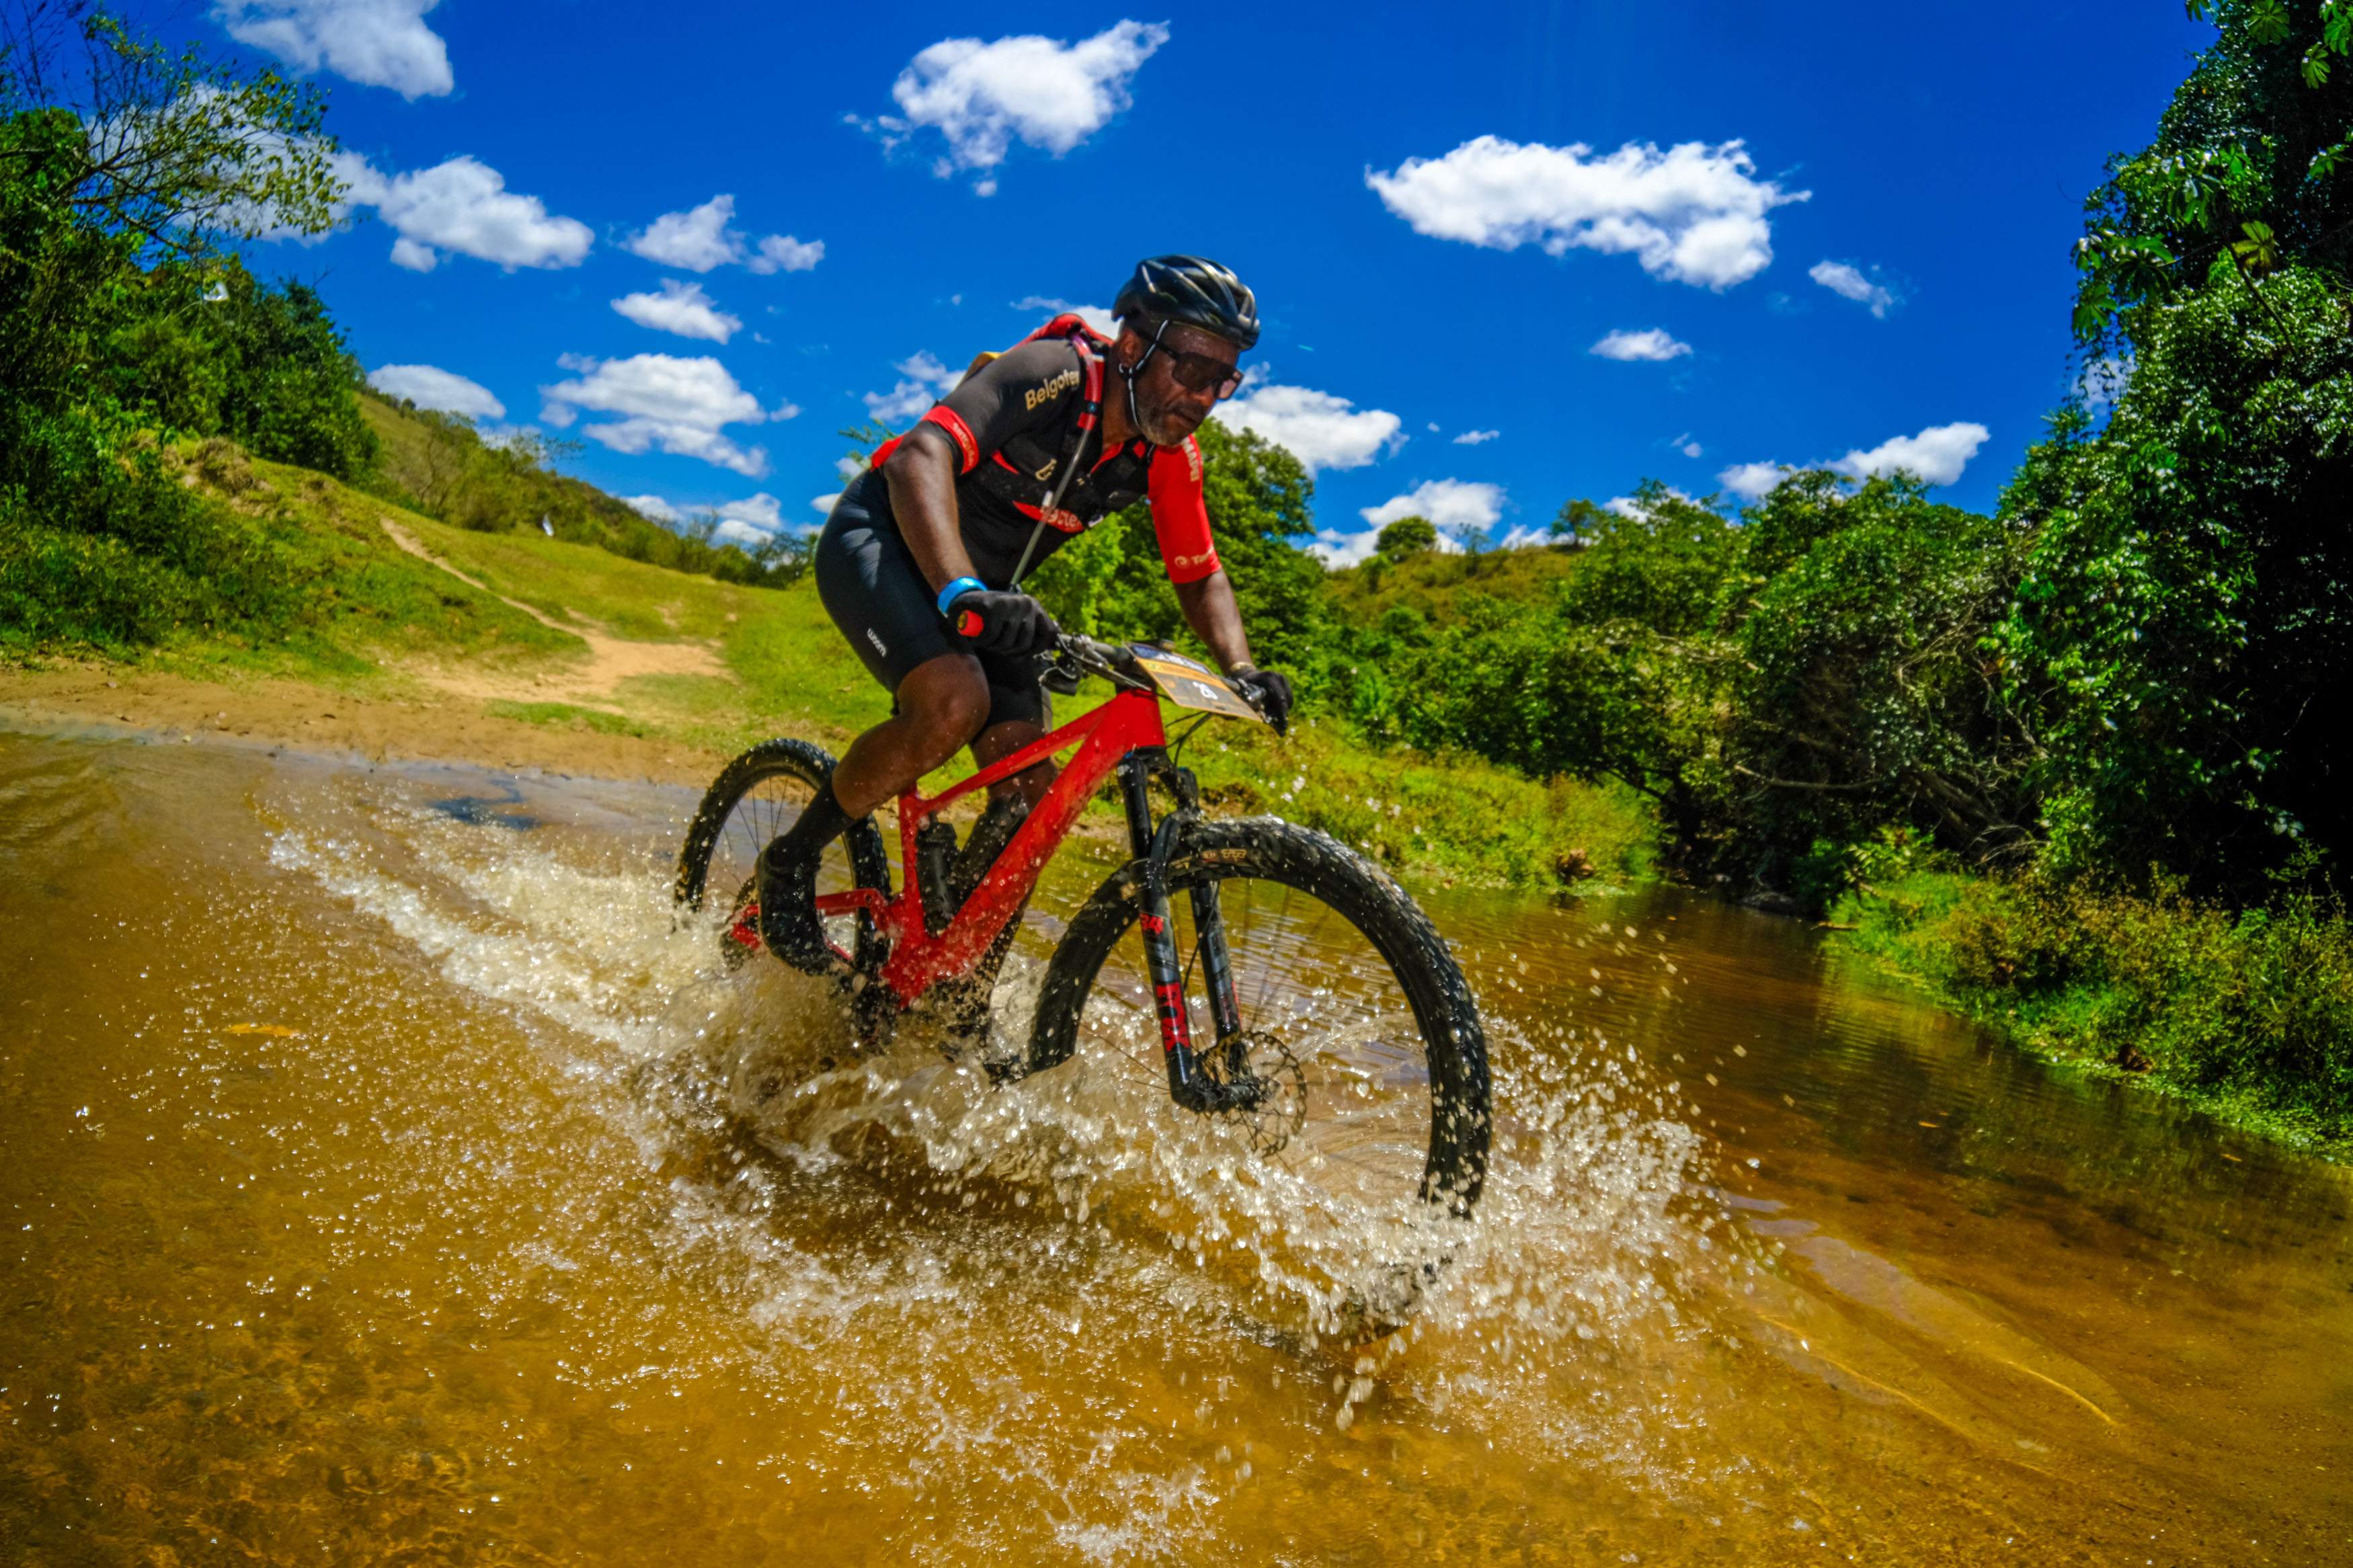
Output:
[1126, 645, 1266, 724]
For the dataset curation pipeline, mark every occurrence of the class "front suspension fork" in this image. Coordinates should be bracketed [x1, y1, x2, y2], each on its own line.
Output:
[1119, 753, 1246, 1113]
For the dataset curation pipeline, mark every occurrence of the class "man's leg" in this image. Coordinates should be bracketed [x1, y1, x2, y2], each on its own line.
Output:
[758, 652, 990, 971]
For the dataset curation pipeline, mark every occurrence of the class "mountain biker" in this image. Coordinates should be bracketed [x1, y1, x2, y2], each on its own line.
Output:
[756, 255, 1294, 973]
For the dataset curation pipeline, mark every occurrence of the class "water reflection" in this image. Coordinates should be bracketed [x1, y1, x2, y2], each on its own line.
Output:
[1, 729, 2348, 1565]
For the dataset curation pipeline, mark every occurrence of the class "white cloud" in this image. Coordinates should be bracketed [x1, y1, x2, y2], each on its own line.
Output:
[1605, 485, 1698, 518]
[1716, 421, 1990, 501]
[873, 22, 1168, 192]
[623, 194, 820, 276]
[713, 519, 768, 546]
[1591, 327, 1692, 362]
[366, 362, 502, 419]
[1306, 528, 1383, 569]
[1360, 479, 1507, 537]
[612, 278, 742, 344]
[624, 494, 681, 524]
[863, 351, 959, 424]
[1366, 135, 1806, 289]
[836, 454, 868, 482]
[810, 492, 844, 518]
[1672, 431, 1704, 458]
[749, 234, 824, 274]
[539, 353, 780, 477]
[624, 195, 740, 272]
[1809, 259, 1898, 318]
[714, 494, 786, 535]
[1717, 460, 1788, 501]
[1452, 428, 1500, 445]
[1013, 296, 1118, 337]
[1214, 384, 1404, 476]
[336, 152, 592, 270]
[1831, 421, 1989, 485]
[213, 1, 452, 99]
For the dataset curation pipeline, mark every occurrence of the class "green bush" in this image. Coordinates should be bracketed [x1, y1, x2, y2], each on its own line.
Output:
[1841, 870, 2353, 1146]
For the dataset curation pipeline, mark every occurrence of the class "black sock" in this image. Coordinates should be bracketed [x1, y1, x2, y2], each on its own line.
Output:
[772, 780, 854, 862]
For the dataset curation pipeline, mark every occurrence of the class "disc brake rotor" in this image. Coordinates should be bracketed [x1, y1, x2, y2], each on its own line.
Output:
[1201, 1029, 1306, 1156]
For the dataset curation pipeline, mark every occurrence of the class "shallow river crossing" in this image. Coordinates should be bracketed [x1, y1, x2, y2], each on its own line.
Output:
[1, 726, 2348, 1564]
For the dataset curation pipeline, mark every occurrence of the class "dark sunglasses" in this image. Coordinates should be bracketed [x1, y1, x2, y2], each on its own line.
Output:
[1138, 321, 1244, 399]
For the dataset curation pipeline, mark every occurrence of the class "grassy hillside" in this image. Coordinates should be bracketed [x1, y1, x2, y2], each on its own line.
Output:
[9, 434, 1646, 893]
[1323, 541, 1584, 626]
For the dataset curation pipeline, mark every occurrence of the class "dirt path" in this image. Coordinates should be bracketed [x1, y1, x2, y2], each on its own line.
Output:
[0, 661, 733, 784]
[377, 517, 731, 706]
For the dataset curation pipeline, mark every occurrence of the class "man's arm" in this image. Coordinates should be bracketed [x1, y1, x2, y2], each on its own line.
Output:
[881, 426, 983, 595]
[1173, 569, 1252, 672]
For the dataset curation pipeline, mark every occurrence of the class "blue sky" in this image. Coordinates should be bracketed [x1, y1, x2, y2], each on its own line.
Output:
[159, 1, 2208, 559]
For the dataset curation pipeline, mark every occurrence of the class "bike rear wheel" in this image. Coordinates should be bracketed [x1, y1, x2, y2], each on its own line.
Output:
[674, 738, 891, 975]
[1028, 817, 1490, 1219]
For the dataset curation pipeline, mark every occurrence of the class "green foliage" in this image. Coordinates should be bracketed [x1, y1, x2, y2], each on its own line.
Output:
[99, 259, 378, 476]
[2073, 0, 2353, 342]
[1998, 266, 2353, 892]
[1839, 867, 2353, 1151]
[1028, 421, 1325, 670]
[1374, 515, 1436, 557]
[358, 395, 809, 589]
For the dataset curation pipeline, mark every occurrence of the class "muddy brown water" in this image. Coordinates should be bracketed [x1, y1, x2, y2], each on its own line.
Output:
[2, 725, 2348, 1565]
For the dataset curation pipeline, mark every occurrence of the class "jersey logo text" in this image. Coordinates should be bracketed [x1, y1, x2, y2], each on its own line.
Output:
[1025, 368, 1080, 411]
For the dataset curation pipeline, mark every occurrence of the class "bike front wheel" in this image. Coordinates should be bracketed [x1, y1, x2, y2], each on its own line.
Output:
[1027, 817, 1491, 1219]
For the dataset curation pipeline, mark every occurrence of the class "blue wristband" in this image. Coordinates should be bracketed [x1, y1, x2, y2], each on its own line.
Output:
[935, 576, 986, 617]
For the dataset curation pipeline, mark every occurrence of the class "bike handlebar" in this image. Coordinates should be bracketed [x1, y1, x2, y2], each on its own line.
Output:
[1046, 633, 1281, 728]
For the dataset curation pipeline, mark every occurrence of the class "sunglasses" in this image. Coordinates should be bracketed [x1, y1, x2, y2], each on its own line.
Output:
[1138, 321, 1245, 399]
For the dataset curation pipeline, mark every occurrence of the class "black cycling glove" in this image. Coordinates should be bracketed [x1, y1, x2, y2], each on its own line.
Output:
[946, 589, 1060, 657]
[1230, 666, 1293, 734]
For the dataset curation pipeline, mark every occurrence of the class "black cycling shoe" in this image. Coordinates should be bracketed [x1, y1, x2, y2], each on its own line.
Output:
[755, 837, 838, 975]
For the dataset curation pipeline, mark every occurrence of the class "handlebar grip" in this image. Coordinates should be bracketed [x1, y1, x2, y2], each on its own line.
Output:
[956, 609, 983, 638]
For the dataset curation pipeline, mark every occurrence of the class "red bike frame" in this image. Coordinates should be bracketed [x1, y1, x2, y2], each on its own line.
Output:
[808, 685, 1170, 1007]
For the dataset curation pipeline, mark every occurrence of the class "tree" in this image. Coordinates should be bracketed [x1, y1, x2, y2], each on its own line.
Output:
[2071, 1, 2353, 344]
[1374, 515, 1436, 557]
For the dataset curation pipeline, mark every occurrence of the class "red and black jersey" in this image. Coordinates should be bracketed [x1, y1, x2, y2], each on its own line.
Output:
[869, 315, 1220, 589]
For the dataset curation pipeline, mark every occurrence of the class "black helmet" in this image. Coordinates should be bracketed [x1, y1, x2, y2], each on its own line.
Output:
[1113, 255, 1259, 352]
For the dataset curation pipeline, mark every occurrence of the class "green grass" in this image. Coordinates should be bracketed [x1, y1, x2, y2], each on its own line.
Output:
[13, 429, 1653, 895]
[1833, 867, 2353, 1157]
[1324, 541, 1585, 626]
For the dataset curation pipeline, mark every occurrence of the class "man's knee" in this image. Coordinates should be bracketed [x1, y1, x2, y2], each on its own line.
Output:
[900, 655, 992, 762]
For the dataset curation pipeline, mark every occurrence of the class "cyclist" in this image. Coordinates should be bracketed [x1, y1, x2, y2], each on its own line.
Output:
[757, 255, 1294, 973]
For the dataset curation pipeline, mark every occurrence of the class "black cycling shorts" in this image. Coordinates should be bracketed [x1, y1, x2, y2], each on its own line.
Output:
[813, 471, 1049, 732]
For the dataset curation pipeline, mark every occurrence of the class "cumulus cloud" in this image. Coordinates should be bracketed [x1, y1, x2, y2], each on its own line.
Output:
[1360, 479, 1507, 536]
[539, 353, 782, 477]
[863, 351, 959, 425]
[1306, 528, 1384, 568]
[1214, 384, 1404, 476]
[868, 22, 1168, 192]
[1671, 431, 1704, 458]
[1591, 327, 1692, 362]
[366, 362, 502, 419]
[1809, 259, 1899, 318]
[1831, 421, 1988, 485]
[750, 234, 824, 274]
[1605, 485, 1698, 518]
[1716, 420, 1990, 500]
[335, 152, 592, 271]
[624, 494, 681, 524]
[213, 1, 452, 99]
[1452, 429, 1500, 445]
[1366, 136, 1806, 289]
[1716, 460, 1788, 501]
[809, 492, 844, 519]
[1013, 296, 1119, 336]
[623, 194, 821, 276]
[612, 278, 742, 344]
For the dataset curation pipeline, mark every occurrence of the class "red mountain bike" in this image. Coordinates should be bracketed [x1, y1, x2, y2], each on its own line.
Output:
[674, 635, 1490, 1217]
